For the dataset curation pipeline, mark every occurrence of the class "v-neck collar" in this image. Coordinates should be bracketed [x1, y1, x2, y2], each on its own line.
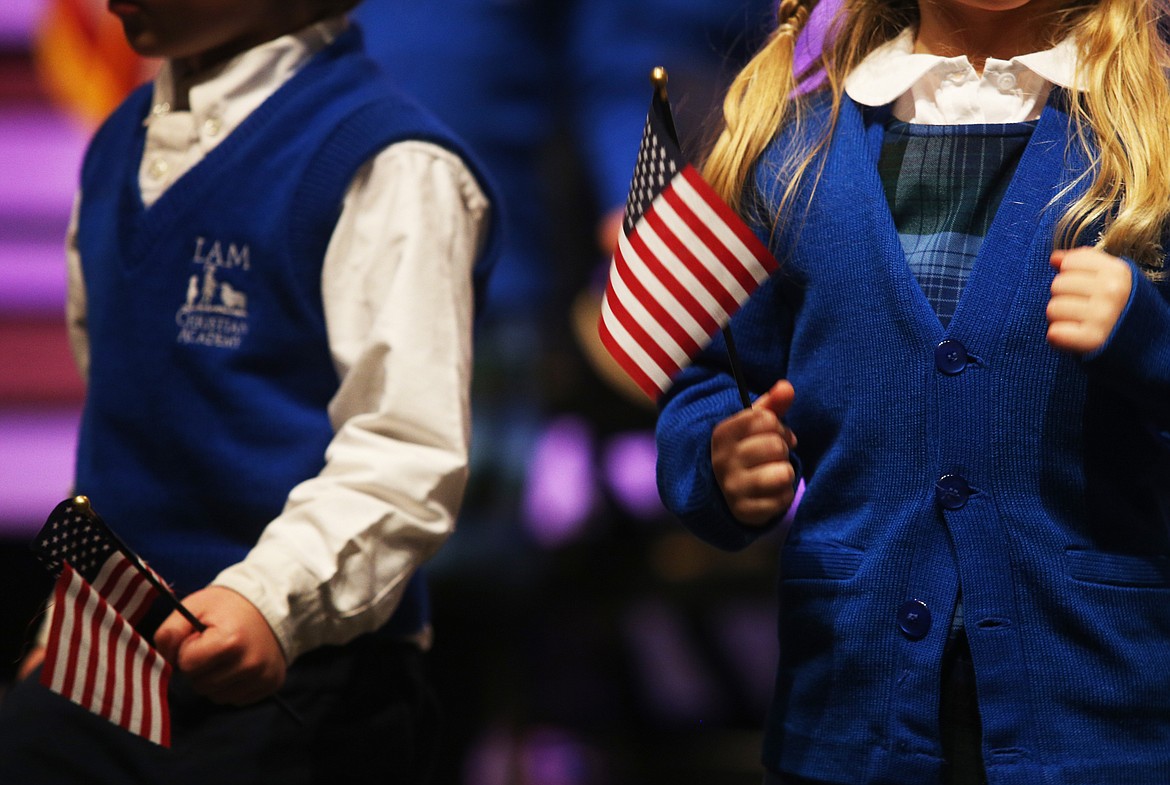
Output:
[138, 17, 348, 209]
[121, 27, 362, 266]
[835, 90, 1081, 348]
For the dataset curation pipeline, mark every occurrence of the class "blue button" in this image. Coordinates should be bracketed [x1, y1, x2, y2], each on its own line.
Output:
[898, 600, 932, 640]
[935, 340, 969, 375]
[936, 474, 971, 510]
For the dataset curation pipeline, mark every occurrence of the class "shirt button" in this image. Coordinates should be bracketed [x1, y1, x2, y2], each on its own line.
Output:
[996, 72, 1018, 91]
[935, 339, 969, 375]
[898, 600, 932, 640]
[203, 116, 222, 137]
[946, 69, 967, 84]
[147, 157, 170, 181]
[936, 474, 972, 510]
[151, 101, 171, 116]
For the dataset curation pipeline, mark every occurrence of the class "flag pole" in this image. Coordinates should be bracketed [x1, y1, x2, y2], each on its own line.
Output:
[72, 496, 206, 632]
[650, 67, 752, 410]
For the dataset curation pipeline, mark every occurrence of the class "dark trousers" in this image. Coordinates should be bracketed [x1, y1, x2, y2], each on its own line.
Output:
[764, 633, 986, 785]
[0, 635, 439, 785]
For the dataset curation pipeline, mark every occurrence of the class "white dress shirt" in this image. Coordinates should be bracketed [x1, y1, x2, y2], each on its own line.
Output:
[844, 28, 1083, 123]
[64, 18, 491, 662]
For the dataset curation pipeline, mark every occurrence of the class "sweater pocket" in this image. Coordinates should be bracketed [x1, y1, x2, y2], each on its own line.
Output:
[781, 542, 864, 581]
[1065, 548, 1170, 588]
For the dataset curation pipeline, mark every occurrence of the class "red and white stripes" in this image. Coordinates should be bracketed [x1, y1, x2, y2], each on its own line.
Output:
[40, 556, 171, 746]
[599, 165, 777, 400]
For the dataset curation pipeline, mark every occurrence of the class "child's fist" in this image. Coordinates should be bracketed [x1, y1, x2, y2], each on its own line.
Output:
[711, 380, 799, 526]
[154, 586, 286, 706]
[1046, 247, 1132, 355]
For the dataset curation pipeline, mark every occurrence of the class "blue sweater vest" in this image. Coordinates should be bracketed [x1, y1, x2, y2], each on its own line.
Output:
[74, 27, 495, 637]
[657, 91, 1170, 784]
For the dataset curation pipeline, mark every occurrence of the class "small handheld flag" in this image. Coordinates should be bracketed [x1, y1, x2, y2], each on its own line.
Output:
[32, 496, 172, 746]
[32, 497, 304, 736]
[598, 67, 778, 403]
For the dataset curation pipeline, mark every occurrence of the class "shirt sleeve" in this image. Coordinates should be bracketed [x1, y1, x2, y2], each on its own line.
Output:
[65, 194, 89, 382]
[33, 197, 88, 651]
[211, 140, 491, 663]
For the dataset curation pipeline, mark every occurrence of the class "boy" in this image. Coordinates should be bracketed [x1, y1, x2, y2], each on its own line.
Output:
[0, 0, 496, 782]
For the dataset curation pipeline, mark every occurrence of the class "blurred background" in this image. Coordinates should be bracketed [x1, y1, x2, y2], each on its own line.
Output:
[0, 1, 829, 782]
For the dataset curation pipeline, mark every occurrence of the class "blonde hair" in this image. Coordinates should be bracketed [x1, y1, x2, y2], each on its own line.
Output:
[704, 0, 1170, 274]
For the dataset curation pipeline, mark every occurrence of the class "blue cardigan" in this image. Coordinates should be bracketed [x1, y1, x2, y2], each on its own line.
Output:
[656, 92, 1170, 784]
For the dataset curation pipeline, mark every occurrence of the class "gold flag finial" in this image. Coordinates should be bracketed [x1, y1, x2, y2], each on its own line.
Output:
[651, 67, 668, 101]
[72, 495, 92, 514]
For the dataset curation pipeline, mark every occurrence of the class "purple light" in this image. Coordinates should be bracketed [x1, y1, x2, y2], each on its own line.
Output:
[783, 478, 806, 527]
[0, 107, 85, 315]
[621, 598, 724, 723]
[796, 0, 835, 73]
[463, 725, 597, 785]
[0, 407, 80, 537]
[519, 727, 593, 785]
[0, 0, 43, 45]
[600, 430, 664, 520]
[1, 242, 69, 314]
[711, 603, 780, 717]
[522, 416, 597, 547]
[0, 109, 87, 214]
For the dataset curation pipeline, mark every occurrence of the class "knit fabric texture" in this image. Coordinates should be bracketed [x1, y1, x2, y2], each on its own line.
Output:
[656, 91, 1170, 785]
[74, 27, 491, 634]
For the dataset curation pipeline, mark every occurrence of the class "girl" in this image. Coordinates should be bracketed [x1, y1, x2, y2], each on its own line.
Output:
[655, 0, 1170, 783]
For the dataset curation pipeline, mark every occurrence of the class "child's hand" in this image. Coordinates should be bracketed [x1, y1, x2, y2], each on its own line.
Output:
[711, 379, 799, 526]
[1046, 248, 1133, 354]
[154, 586, 287, 706]
[16, 647, 45, 681]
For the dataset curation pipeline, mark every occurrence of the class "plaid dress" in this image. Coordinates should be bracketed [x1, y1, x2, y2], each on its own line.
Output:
[878, 120, 1037, 327]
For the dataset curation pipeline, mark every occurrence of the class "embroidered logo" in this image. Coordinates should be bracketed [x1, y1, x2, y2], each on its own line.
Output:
[176, 237, 251, 350]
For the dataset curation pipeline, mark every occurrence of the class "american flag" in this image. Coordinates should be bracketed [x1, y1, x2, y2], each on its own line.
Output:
[32, 498, 172, 746]
[598, 84, 778, 400]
